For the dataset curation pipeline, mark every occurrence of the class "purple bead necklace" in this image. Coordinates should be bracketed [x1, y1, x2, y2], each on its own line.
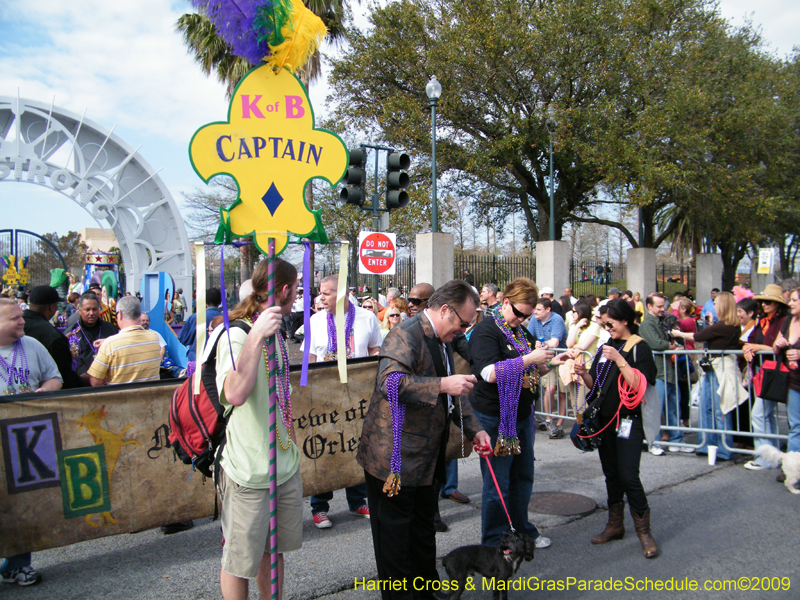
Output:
[383, 372, 405, 497]
[582, 344, 614, 410]
[325, 301, 356, 359]
[491, 311, 536, 455]
[0, 340, 32, 395]
[494, 356, 524, 455]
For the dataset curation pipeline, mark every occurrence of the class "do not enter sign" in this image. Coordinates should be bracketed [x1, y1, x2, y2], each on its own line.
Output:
[358, 231, 396, 275]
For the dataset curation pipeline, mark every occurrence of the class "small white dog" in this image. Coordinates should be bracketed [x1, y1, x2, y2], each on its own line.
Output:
[756, 446, 800, 495]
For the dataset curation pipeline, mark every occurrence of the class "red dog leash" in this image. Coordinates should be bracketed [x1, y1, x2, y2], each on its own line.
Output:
[479, 449, 515, 532]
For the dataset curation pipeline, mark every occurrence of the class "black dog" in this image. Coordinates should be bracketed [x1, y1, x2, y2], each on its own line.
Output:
[441, 531, 535, 600]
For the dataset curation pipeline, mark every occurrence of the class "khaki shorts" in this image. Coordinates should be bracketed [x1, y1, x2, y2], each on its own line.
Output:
[541, 369, 560, 389]
[219, 469, 303, 579]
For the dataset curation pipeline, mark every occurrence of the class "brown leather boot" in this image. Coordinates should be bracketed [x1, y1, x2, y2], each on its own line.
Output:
[631, 507, 658, 558]
[591, 502, 625, 544]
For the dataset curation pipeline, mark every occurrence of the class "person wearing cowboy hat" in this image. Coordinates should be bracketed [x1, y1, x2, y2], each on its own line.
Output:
[741, 284, 790, 470]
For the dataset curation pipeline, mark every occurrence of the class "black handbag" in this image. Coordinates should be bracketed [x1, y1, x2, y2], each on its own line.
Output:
[570, 405, 603, 452]
[698, 350, 714, 373]
[757, 355, 791, 404]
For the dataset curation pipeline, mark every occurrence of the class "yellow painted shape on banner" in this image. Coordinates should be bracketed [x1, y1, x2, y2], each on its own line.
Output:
[75, 406, 141, 528]
[189, 65, 348, 255]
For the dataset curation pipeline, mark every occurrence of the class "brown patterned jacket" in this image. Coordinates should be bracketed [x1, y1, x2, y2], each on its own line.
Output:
[356, 312, 482, 487]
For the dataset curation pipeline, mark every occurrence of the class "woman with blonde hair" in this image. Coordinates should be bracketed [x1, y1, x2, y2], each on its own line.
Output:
[773, 288, 800, 460]
[360, 298, 378, 317]
[672, 291, 747, 460]
[380, 306, 402, 339]
[394, 297, 409, 320]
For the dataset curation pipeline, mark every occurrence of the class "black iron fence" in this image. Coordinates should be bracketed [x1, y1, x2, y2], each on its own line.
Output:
[569, 259, 627, 298]
[312, 254, 696, 302]
[657, 263, 696, 298]
[317, 254, 537, 297]
[569, 259, 695, 299]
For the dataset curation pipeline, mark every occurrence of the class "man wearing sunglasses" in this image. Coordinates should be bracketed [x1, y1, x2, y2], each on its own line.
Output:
[407, 283, 435, 318]
[358, 279, 491, 598]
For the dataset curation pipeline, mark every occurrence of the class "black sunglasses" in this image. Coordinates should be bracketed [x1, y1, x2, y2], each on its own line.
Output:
[448, 305, 471, 329]
[510, 302, 531, 320]
[408, 297, 429, 306]
[601, 321, 615, 330]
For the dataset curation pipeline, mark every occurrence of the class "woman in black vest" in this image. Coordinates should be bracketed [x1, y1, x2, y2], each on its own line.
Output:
[569, 299, 658, 558]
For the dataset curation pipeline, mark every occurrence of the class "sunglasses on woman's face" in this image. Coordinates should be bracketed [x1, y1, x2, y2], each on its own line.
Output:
[601, 321, 615, 330]
[363, 305, 373, 310]
[388, 313, 401, 318]
[510, 302, 531, 320]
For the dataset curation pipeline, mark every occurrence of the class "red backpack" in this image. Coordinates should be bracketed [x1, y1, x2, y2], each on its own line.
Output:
[168, 321, 251, 478]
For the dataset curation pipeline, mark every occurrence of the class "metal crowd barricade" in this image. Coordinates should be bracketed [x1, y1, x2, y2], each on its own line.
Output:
[533, 348, 594, 431]
[533, 346, 791, 457]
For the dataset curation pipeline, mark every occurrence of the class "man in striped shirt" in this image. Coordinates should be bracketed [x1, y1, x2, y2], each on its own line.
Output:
[88, 296, 161, 386]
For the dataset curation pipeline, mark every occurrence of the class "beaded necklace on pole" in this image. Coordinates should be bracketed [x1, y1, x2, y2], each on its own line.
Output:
[246, 314, 293, 451]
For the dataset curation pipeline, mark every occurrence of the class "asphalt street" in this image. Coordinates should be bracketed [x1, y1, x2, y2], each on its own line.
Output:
[4, 424, 799, 600]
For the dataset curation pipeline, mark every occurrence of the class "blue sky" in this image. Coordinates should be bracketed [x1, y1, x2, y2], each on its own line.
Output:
[0, 0, 797, 239]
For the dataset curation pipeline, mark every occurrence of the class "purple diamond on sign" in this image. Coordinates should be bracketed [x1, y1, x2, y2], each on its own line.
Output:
[261, 183, 284, 216]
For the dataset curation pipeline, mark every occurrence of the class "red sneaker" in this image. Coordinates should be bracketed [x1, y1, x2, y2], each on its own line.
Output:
[312, 512, 332, 529]
[350, 505, 370, 519]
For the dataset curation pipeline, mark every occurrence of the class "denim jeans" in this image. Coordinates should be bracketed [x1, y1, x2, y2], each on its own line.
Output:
[657, 379, 683, 443]
[0, 553, 31, 574]
[788, 388, 800, 453]
[750, 396, 780, 466]
[473, 410, 539, 546]
[440, 460, 459, 496]
[310, 484, 367, 514]
[698, 370, 733, 460]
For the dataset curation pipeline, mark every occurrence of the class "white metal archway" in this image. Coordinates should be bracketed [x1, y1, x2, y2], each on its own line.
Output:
[0, 95, 192, 296]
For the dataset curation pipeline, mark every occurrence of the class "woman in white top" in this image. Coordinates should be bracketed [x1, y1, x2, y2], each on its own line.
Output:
[558, 301, 601, 414]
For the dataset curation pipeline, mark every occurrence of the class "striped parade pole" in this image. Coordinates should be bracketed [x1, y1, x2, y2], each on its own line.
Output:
[266, 237, 278, 599]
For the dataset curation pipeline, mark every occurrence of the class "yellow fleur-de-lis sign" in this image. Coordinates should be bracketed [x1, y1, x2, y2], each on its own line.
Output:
[189, 65, 347, 255]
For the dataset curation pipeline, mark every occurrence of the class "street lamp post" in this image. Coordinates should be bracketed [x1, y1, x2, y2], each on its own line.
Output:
[545, 107, 556, 241]
[426, 75, 442, 233]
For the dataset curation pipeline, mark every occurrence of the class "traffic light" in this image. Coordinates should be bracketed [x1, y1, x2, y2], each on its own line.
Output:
[340, 147, 367, 206]
[385, 152, 410, 209]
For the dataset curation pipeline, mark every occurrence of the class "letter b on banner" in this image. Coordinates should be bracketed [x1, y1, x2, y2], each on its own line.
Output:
[58, 445, 111, 518]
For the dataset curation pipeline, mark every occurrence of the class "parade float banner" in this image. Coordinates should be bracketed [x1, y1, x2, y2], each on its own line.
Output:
[189, 65, 348, 256]
[0, 357, 473, 555]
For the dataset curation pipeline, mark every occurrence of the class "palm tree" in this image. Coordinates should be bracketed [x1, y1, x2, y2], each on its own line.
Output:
[176, 0, 349, 96]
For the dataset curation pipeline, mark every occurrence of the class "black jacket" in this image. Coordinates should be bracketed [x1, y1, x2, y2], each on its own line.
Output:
[22, 310, 82, 389]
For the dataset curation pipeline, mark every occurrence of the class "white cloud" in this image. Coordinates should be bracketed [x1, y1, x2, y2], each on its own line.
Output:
[1, 0, 229, 147]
